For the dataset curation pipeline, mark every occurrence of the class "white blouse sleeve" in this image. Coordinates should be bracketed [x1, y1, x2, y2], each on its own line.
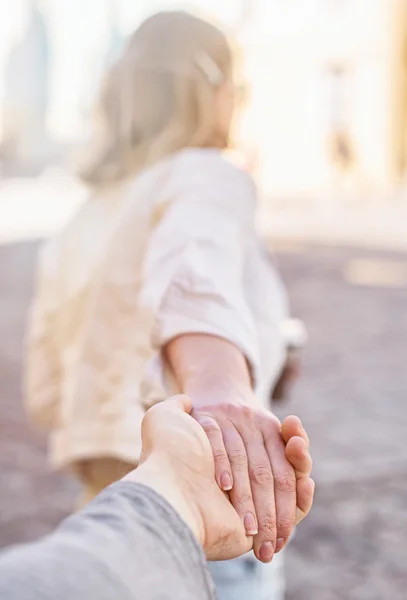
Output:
[140, 156, 261, 382]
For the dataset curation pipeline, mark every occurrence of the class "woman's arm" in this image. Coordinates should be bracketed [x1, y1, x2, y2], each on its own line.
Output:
[165, 333, 309, 562]
[142, 155, 313, 562]
[165, 334, 253, 407]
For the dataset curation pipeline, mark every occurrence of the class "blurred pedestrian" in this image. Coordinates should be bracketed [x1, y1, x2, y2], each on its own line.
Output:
[25, 11, 310, 599]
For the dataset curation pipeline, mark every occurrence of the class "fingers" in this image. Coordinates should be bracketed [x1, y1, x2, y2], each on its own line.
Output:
[285, 436, 312, 478]
[262, 423, 296, 557]
[222, 424, 258, 537]
[242, 428, 277, 563]
[193, 403, 314, 565]
[281, 415, 309, 448]
[285, 435, 314, 525]
[295, 477, 315, 525]
[196, 415, 233, 491]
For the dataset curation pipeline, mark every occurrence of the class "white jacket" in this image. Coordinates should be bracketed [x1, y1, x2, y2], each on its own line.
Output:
[25, 149, 288, 468]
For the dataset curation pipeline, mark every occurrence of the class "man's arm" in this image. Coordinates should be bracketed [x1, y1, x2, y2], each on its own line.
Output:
[0, 396, 313, 599]
[0, 482, 215, 600]
[0, 395, 245, 600]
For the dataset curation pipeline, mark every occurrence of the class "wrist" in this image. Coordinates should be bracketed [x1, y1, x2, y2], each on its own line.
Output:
[123, 456, 205, 545]
[186, 379, 256, 408]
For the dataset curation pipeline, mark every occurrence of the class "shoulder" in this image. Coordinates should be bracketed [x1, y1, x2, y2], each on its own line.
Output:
[169, 149, 257, 223]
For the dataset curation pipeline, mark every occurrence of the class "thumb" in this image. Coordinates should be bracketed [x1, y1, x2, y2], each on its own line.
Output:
[141, 395, 193, 462]
[163, 394, 193, 415]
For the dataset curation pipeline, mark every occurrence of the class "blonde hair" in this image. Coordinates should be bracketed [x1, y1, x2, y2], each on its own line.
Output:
[80, 11, 233, 188]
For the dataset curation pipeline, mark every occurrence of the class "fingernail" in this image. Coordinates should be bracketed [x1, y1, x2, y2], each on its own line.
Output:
[260, 541, 274, 563]
[244, 513, 258, 535]
[275, 538, 286, 553]
[220, 472, 233, 491]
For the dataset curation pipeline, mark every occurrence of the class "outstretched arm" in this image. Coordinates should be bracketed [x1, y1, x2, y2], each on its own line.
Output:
[166, 334, 313, 562]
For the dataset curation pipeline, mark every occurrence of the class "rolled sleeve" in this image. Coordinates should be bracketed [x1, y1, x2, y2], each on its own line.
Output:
[140, 156, 261, 384]
[153, 241, 259, 375]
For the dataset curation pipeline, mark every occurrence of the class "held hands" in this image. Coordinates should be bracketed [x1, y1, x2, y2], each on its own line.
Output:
[135, 395, 253, 561]
[163, 334, 314, 561]
[136, 395, 313, 563]
[192, 393, 314, 563]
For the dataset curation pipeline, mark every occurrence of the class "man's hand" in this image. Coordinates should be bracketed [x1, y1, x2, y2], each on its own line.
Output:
[192, 397, 313, 563]
[133, 395, 253, 561]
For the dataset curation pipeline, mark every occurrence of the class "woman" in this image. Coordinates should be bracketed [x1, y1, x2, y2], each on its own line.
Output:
[25, 12, 313, 600]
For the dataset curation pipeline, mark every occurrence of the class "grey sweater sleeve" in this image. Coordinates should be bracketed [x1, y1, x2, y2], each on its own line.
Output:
[0, 482, 216, 600]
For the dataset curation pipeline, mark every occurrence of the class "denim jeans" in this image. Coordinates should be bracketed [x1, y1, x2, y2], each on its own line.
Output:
[209, 551, 285, 600]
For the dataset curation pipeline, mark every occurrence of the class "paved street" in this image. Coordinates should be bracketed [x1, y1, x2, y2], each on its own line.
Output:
[273, 242, 407, 600]
[0, 190, 406, 598]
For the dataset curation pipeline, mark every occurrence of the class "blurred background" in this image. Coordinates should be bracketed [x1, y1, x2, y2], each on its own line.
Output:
[0, 1, 406, 599]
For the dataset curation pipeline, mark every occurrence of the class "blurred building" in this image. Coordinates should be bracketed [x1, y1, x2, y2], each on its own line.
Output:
[243, 0, 407, 201]
[0, 0, 50, 171]
[2, 0, 407, 203]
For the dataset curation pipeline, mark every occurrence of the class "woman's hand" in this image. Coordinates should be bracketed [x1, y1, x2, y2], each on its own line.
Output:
[192, 397, 313, 563]
[164, 333, 314, 563]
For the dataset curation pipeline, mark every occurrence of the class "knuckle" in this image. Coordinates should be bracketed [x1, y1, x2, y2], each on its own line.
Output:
[277, 517, 295, 538]
[234, 492, 253, 508]
[228, 448, 248, 468]
[258, 517, 277, 539]
[262, 410, 280, 425]
[222, 402, 254, 424]
[275, 473, 296, 495]
[226, 403, 243, 421]
[240, 404, 254, 421]
[199, 417, 221, 436]
[249, 464, 273, 486]
[217, 401, 236, 415]
[212, 449, 228, 463]
[260, 417, 281, 441]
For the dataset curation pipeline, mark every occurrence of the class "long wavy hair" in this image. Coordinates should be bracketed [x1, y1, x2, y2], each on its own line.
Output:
[79, 11, 233, 188]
